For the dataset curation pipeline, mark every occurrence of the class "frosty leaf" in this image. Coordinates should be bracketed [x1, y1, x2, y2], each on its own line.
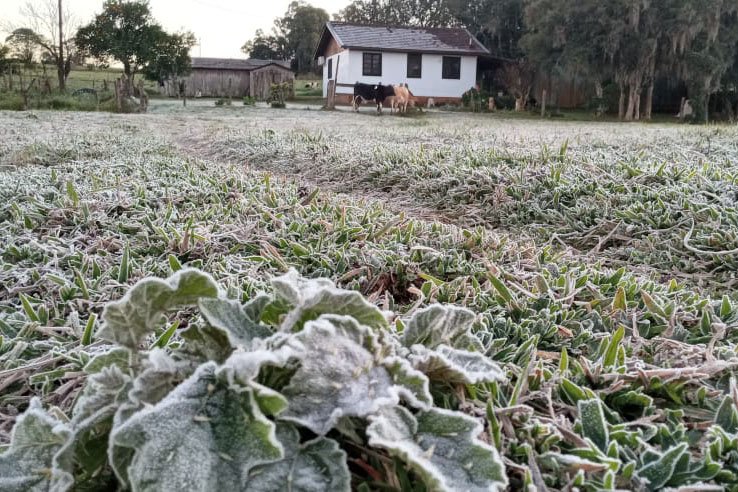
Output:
[199, 297, 273, 349]
[367, 405, 508, 492]
[98, 269, 219, 349]
[109, 349, 181, 486]
[247, 423, 350, 492]
[272, 269, 387, 332]
[0, 399, 74, 492]
[384, 356, 433, 409]
[402, 305, 476, 348]
[83, 347, 130, 374]
[111, 363, 282, 491]
[540, 452, 610, 472]
[409, 345, 506, 385]
[280, 315, 399, 435]
[579, 399, 609, 452]
[73, 365, 132, 425]
[637, 442, 688, 491]
[218, 348, 294, 417]
[271, 269, 334, 306]
[715, 395, 738, 433]
[242, 294, 273, 322]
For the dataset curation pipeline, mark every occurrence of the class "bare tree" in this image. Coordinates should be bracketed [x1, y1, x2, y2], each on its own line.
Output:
[3, 0, 78, 91]
[498, 60, 535, 111]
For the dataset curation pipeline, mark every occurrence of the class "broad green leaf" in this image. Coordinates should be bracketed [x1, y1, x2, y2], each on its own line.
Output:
[246, 423, 350, 491]
[98, 269, 219, 349]
[715, 395, 738, 433]
[109, 349, 181, 487]
[83, 347, 130, 374]
[402, 304, 476, 348]
[383, 356, 433, 409]
[579, 399, 609, 452]
[641, 291, 668, 320]
[409, 345, 506, 385]
[601, 326, 625, 369]
[0, 399, 74, 492]
[272, 269, 387, 332]
[112, 363, 282, 492]
[219, 348, 293, 417]
[53, 367, 133, 486]
[613, 287, 627, 310]
[73, 366, 132, 425]
[280, 315, 399, 435]
[637, 442, 689, 491]
[540, 452, 610, 473]
[367, 406, 507, 492]
[199, 297, 273, 349]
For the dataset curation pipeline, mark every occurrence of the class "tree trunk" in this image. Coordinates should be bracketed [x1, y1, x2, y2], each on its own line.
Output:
[634, 86, 642, 121]
[643, 81, 654, 120]
[540, 89, 547, 117]
[625, 85, 637, 121]
[618, 82, 626, 120]
[594, 80, 603, 98]
[57, 0, 65, 91]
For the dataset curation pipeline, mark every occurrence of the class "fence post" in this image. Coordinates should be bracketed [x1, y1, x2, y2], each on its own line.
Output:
[326, 80, 336, 110]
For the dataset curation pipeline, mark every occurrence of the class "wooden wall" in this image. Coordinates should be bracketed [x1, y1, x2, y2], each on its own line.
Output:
[161, 69, 251, 98]
[161, 66, 295, 100]
[250, 66, 295, 100]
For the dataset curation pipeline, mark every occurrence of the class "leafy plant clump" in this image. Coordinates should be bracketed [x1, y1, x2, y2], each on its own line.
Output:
[0, 269, 508, 491]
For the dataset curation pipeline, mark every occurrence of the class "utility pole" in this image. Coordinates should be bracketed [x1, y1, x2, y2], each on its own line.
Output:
[58, 0, 65, 91]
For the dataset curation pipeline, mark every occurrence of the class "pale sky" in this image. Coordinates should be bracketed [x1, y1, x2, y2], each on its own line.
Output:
[1, 0, 350, 58]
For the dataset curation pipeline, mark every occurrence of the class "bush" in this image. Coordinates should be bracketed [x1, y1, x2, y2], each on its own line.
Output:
[0, 93, 25, 111]
[462, 86, 490, 112]
[215, 98, 232, 107]
[268, 82, 290, 108]
[493, 93, 516, 111]
[243, 96, 255, 106]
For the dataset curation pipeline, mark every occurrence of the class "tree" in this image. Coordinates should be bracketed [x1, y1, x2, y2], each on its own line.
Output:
[75, 0, 167, 87]
[241, 29, 287, 60]
[448, 0, 525, 59]
[242, 1, 328, 73]
[2, 0, 79, 91]
[275, 1, 329, 73]
[5, 28, 38, 66]
[143, 31, 196, 92]
[337, 0, 456, 28]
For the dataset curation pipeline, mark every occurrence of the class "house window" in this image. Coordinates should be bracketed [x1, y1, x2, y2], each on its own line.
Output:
[442, 56, 461, 79]
[328, 58, 333, 79]
[407, 53, 422, 78]
[362, 52, 382, 76]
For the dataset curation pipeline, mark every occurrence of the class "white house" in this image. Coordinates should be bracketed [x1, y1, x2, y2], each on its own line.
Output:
[314, 22, 490, 105]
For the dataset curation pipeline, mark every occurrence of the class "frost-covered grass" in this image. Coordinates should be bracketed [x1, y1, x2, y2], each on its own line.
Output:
[2, 107, 738, 490]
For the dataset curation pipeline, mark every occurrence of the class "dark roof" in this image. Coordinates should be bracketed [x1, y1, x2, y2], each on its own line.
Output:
[315, 22, 490, 58]
[191, 57, 291, 71]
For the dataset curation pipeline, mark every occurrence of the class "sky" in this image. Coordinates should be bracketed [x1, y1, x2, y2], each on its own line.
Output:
[1, 0, 350, 58]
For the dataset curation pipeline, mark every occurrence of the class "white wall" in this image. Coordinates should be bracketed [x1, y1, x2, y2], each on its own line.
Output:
[323, 49, 477, 99]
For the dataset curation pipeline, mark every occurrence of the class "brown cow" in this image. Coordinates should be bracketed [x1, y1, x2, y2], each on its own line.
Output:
[391, 84, 414, 114]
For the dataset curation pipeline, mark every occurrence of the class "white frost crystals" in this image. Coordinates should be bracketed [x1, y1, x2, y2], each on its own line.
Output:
[0, 268, 508, 491]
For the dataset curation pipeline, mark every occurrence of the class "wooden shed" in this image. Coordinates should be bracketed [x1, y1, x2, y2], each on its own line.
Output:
[162, 57, 294, 100]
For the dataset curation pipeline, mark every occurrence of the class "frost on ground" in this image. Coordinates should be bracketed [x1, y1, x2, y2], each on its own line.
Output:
[1, 105, 738, 490]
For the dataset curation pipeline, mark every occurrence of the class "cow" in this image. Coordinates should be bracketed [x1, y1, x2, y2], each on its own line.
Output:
[353, 82, 394, 113]
[391, 84, 416, 114]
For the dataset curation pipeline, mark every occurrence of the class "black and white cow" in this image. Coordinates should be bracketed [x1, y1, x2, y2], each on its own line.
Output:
[353, 82, 395, 114]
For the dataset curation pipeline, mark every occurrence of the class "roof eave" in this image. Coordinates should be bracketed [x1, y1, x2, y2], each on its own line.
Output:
[342, 45, 489, 57]
[313, 22, 346, 60]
